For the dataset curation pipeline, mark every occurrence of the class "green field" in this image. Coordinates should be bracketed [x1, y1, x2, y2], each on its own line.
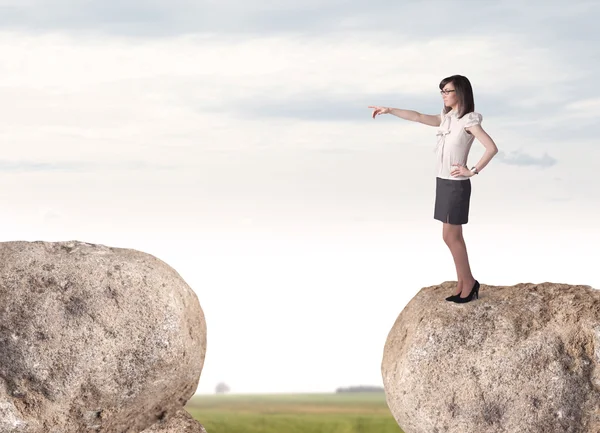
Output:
[184, 393, 404, 433]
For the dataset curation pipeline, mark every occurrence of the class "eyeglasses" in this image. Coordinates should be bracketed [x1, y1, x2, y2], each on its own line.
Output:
[440, 89, 456, 95]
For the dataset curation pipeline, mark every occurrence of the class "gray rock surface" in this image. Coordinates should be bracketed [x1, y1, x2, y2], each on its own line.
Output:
[142, 408, 207, 432]
[382, 281, 600, 433]
[0, 241, 207, 433]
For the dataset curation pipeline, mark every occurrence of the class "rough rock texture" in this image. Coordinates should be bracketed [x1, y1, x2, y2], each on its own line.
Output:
[382, 281, 600, 433]
[0, 241, 207, 433]
[142, 408, 207, 432]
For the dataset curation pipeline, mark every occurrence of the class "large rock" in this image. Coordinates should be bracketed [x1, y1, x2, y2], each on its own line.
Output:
[382, 281, 600, 433]
[142, 408, 207, 433]
[0, 241, 207, 433]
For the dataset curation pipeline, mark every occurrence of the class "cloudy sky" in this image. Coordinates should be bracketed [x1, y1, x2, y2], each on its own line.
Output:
[1, 0, 599, 394]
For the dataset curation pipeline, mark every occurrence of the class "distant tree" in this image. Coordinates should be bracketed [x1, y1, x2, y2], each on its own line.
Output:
[215, 382, 230, 394]
[335, 385, 384, 393]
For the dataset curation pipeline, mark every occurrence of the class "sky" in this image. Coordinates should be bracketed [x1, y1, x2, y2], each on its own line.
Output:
[1, 0, 599, 394]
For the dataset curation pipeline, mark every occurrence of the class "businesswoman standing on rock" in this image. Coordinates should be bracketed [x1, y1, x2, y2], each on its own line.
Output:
[369, 75, 498, 304]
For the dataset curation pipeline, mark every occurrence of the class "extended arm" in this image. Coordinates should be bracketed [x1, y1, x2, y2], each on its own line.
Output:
[369, 105, 441, 127]
[388, 109, 441, 127]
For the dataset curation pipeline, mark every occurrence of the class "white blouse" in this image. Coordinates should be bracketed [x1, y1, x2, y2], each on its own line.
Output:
[434, 109, 482, 180]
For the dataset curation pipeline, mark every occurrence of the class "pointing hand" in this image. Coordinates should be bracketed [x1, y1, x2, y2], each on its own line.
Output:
[368, 106, 391, 119]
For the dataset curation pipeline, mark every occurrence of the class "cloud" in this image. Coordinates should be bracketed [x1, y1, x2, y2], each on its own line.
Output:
[494, 150, 557, 168]
[0, 160, 178, 173]
[565, 98, 600, 119]
[0, 1, 462, 36]
[0, 3, 597, 178]
[39, 207, 63, 223]
[1, 29, 580, 122]
[546, 196, 572, 202]
[0, 28, 595, 170]
[219, 91, 527, 123]
[227, 94, 432, 123]
[0, 0, 597, 42]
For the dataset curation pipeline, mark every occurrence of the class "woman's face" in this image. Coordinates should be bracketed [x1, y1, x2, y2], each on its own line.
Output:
[441, 83, 458, 108]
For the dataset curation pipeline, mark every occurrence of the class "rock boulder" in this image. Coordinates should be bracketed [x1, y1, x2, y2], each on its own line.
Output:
[0, 241, 207, 433]
[382, 281, 600, 433]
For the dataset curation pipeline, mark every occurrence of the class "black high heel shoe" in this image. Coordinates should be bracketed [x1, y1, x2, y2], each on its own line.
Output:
[445, 291, 462, 302]
[452, 280, 480, 303]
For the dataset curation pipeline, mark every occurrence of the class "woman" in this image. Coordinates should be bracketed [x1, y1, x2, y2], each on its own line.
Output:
[368, 75, 498, 303]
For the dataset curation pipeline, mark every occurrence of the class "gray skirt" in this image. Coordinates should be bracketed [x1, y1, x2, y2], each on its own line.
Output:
[434, 177, 471, 225]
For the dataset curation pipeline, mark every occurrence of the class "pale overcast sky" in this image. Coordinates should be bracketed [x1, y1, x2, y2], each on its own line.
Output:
[1, 0, 599, 394]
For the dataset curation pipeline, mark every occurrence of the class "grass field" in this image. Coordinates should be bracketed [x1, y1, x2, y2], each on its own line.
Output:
[184, 393, 404, 433]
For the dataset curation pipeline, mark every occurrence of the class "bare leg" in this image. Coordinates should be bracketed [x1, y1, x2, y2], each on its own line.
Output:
[443, 222, 476, 297]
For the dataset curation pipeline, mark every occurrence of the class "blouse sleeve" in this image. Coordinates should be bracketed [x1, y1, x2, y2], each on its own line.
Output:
[463, 112, 482, 129]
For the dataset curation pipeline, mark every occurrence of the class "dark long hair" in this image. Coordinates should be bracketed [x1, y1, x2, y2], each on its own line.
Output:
[439, 75, 475, 118]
